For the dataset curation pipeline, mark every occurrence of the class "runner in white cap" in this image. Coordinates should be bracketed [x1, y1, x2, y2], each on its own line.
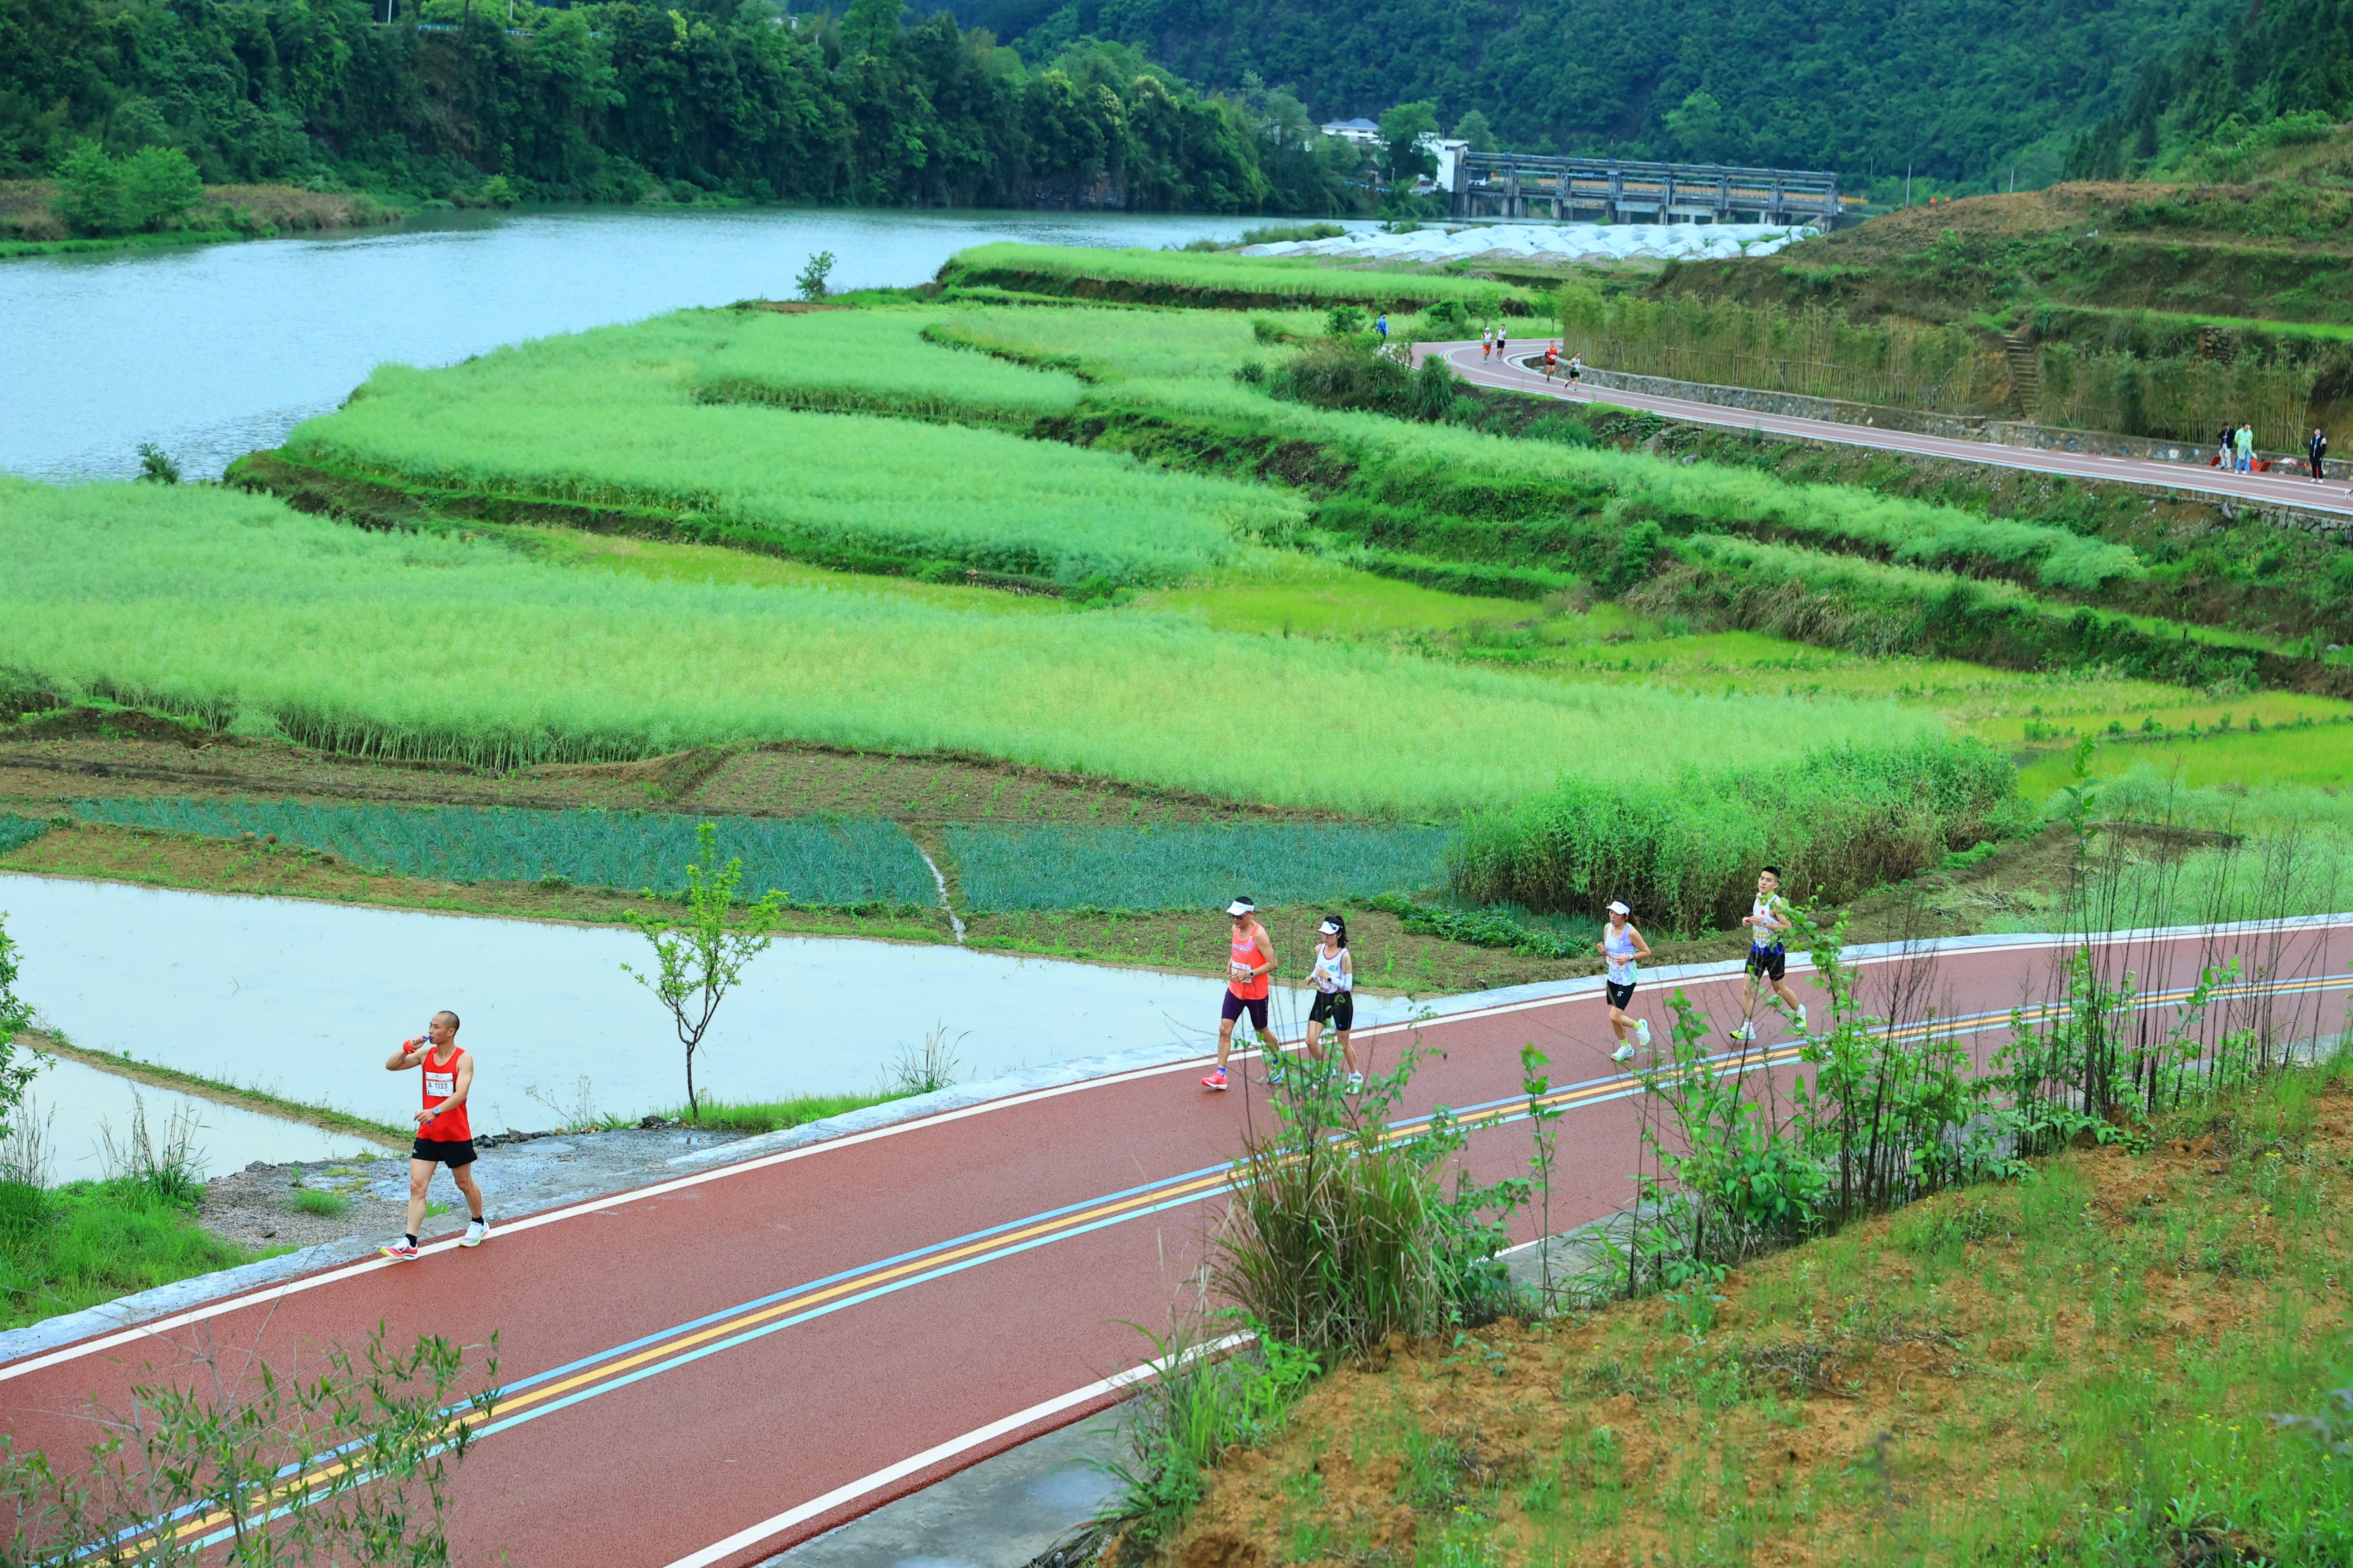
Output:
[1598, 901, 1652, 1063]
[1205, 896, 1279, 1090]
[1303, 915, 1359, 1091]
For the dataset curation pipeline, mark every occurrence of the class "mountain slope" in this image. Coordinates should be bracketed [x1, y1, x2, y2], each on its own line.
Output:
[968, 0, 2237, 186]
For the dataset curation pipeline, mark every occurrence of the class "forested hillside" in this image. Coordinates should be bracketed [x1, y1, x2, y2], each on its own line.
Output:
[2068, 0, 2353, 178]
[0, 0, 1352, 209]
[964, 0, 2238, 188]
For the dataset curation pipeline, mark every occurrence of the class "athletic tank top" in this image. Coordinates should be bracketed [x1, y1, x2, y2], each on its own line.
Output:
[1603, 924, 1638, 984]
[1751, 895, 1785, 950]
[1228, 925, 1272, 1001]
[1309, 944, 1351, 993]
[419, 1045, 472, 1142]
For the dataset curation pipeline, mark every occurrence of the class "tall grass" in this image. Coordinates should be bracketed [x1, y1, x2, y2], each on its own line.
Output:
[0, 480, 1945, 816]
[70, 796, 938, 905]
[284, 312, 1282, 588]
[942, 823, 1453, 912]
[1453, 737, 2023, 930]
[941, 243, 1532, 310]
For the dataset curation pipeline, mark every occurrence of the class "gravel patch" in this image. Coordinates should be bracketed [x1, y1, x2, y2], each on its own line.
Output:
[200, 1123, 753, 1263]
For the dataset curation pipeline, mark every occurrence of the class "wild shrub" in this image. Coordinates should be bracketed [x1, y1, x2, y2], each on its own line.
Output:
[1212, 1050, 1526, 1357]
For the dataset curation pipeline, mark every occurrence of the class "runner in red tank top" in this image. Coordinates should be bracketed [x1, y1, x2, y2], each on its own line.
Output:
[1204, 896, 1280, 1090]
[380, 1010, 488, 1262]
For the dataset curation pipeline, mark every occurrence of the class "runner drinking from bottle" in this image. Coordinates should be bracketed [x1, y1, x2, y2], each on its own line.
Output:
[1204, 898, 1279, 1091]
[381, 1011, 487, 1261]
[1304, 915, 1359, 1091]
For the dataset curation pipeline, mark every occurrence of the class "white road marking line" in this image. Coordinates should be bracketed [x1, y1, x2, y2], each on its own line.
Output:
[661, 1332, 1254, 1568]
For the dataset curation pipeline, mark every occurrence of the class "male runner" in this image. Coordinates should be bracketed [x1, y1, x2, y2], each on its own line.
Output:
[381, 1010, 487, 1260]
[1567, 353, 1584, 397]
[1598, 900, 1652, 1063]
[1204, 898, 1279, 1090]
[1734, 868, 1804, 1042]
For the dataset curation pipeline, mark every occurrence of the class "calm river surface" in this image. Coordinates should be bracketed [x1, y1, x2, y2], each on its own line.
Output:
[1, 206, 1289, 484]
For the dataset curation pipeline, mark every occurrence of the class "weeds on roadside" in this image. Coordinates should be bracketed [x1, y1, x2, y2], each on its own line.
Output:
[884, 1024, 964, 1098]
[0, 1323, 499, 1565]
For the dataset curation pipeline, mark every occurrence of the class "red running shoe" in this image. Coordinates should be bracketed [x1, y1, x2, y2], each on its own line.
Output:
[1201, 1069, 1228, 1090]
[379, 1240, 419, 1262]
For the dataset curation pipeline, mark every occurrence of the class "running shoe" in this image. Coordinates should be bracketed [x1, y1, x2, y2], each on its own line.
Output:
[1265, 1063, 1285, 1086]
[461, 1219, 489, 1249]
[1611, 1043, 1635, 1063]
[1202, 1069, 1228, 1091]
[1794, 1004, 1808, 1035]
[1637, 1019, 1652, 1049]
[1345, 1072, 1363, 1093]
[379, 1240, 419, 1263]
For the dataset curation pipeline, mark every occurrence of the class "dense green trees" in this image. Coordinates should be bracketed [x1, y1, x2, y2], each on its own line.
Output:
[2067, 1, 2353, 179]
[0, 0, 1358, 212]
[972, 0, 2242, 185]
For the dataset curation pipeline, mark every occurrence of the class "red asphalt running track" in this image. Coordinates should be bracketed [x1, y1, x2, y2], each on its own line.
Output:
[1417, 339, 2353, 516]
[5, 919, 2351, 1566]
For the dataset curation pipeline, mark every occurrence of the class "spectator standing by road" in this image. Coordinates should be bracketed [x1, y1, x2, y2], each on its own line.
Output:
[2218, 422, 2234, 469]
[2312, 426, 2329, 483]
[2237, 422, 2255, 473]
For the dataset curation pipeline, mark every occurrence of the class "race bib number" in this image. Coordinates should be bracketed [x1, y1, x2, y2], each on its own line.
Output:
[425, 1071, 455, 1096]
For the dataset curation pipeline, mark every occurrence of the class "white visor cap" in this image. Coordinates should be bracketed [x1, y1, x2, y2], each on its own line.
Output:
[1318, 919, 1340, 935]
[1226, 899, 1257, 916]
[1607, 901, 1631, 915]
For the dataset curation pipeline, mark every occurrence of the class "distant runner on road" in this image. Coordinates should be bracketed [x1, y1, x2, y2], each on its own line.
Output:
[2312, 426, 2329, 483]
[381, 1011, 487, 1260]
[1599, 900, 1652, 1063]
[1735, 868, 1804, 1042]
[1482, 325, 1495, 361]
[1304, 915, 1359, 1091]
[1567, 353, 1584, 396]
[1544, 341, 1559, 379]
[1205, 898, 1279, 1091]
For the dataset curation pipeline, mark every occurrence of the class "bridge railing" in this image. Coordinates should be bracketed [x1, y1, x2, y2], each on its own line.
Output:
[1452, 154, 1844, 226]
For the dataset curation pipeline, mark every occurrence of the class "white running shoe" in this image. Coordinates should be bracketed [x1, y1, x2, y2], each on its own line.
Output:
[461, 1219, 488, 1249]
[1636, 1019, 1652, 1049]
[1794, 1004, 1808, 1035]
[1345, 1072, 1363, 1093]
[1739, 1022, 1757, 1042]
[1611, 1043, 1635, 1063]
[379, 1240, 418, 1263]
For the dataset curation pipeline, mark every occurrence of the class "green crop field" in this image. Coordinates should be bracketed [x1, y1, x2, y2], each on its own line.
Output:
[68, 797, 938, 905]
[691, 307, 1085, 419]
[929, 306, 1315, 383]
[940, 243, 1532, 310]
[943, 823, 1455, 912]
[0, 480, 1944, 822]
[281, 311, 1288, 588]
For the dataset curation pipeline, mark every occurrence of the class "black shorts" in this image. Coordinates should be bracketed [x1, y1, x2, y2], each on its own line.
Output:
[1747, 945, 1787, 983]
[1221, 991, 1269, 1031]
[1308, 990, 1354, 1030]
[412, 1137, 478, 1168]
[1605, 979, 1635, 1009]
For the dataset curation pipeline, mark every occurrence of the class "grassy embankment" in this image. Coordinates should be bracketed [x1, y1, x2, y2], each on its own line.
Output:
[1554, 125, 2353, 449]
[1158, 1058, 2353, 1565]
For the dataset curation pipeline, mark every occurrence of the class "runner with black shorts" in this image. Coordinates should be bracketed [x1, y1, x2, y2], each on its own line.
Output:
[1735, 868, 1805, 1042]
[381, 1010, 487, 1260]
[1205, 898, 1279, 1090]
[1304, 916, 1360, 1090]
[1598, 900, 1652, 1063]
[1567, 353, 1584, 397]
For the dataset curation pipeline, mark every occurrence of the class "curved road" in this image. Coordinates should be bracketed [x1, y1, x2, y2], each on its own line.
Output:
[1417, 339, 2353, 516]
[5, 918, 2350, 1566]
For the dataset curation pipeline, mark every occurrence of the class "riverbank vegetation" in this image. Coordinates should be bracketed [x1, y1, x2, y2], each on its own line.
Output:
[0, 0, 1361, 216]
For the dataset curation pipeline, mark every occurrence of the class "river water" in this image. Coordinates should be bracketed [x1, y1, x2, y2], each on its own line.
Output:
[0, 874, 1418, 1142]
[0, 205, 1286, 485]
